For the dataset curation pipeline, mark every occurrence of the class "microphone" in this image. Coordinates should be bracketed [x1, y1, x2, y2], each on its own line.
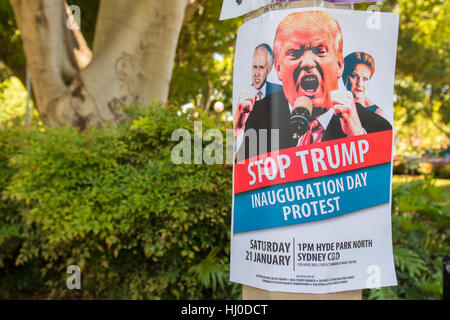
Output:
[237, 105, 250, 129]
[290, 96, 313, 138]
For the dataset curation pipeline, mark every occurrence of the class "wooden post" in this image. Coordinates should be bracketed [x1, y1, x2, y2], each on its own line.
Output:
[242, 0, 361, 300]
[243, 285, 361, 300]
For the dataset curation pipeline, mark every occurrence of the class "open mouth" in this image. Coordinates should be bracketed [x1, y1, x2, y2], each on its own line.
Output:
[300, 74, 319, 92]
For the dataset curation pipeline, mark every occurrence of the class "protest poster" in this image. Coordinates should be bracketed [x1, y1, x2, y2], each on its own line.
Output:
[231, 7, 399, 293]
[220, 0, 380, 20]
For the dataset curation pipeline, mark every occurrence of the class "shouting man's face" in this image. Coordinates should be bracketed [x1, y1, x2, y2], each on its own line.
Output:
[274, 12, 344, 110]
[252, 48, 270, 90]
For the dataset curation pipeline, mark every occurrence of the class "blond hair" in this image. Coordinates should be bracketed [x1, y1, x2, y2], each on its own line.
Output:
[273, 11, 343, 63]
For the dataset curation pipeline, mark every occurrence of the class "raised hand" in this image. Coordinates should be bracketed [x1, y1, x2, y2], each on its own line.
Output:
[234, 92, 256, 139]
[330, 90, 365, 137]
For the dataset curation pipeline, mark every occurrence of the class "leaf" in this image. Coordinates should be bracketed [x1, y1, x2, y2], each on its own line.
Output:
[394, 247, 427, 278]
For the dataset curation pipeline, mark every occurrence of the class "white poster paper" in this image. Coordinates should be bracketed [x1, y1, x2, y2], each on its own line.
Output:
[231, 7, 398, 293]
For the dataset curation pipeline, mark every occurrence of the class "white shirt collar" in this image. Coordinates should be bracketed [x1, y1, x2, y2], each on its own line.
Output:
[316, 108, 334, 130]
[252, 82, 267, 100]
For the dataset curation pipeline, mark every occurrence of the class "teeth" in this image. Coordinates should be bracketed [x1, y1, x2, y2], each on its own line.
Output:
[300, 74, 319, 92]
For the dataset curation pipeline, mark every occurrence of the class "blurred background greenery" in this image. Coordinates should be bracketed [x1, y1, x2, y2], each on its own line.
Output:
[0, 0, 448, 299]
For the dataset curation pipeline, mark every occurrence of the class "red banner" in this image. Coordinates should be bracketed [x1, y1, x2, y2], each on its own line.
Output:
[234, 130, 392, 194]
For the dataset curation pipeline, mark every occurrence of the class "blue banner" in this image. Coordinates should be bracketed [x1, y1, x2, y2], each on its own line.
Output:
[233, 163, 391, 232]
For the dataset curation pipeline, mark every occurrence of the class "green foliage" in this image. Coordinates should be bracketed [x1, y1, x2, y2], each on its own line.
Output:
[0, 0, 25, 82]
[0, 104, 239, 299]
[169, 1, 241, 112]
[436, 164, 450, 179]
[0, 76, 40, 128]
[366, 174, 449, 300]
[188, 246, 240, 299]
[0, 127, 46, 298]
[392, 0, 450, 154]
[356, 0, 449, 156]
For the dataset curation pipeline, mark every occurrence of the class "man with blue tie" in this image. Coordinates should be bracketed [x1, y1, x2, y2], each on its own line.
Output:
[251, 43, 283, 101]
[234, 43, 283, 154]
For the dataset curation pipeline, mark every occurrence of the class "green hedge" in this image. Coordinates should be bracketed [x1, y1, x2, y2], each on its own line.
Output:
[367, 175, 449, 300]
[393, 157, 450, 179]
[0, 105, 238, 299]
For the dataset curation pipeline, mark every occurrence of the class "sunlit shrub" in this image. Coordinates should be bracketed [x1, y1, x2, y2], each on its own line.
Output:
[0, 104, 238, 299]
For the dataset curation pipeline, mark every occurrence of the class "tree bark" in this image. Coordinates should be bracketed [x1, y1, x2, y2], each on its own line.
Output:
[10, 0, 189, 128]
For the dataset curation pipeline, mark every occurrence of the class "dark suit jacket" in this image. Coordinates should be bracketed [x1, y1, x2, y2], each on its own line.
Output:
[236, 90, 392, 161]
[236, 91, 295, 161]
[322, 102, 392, 141]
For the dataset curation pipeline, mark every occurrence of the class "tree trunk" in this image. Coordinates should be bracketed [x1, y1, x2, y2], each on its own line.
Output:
[10, 0, 188, 128]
